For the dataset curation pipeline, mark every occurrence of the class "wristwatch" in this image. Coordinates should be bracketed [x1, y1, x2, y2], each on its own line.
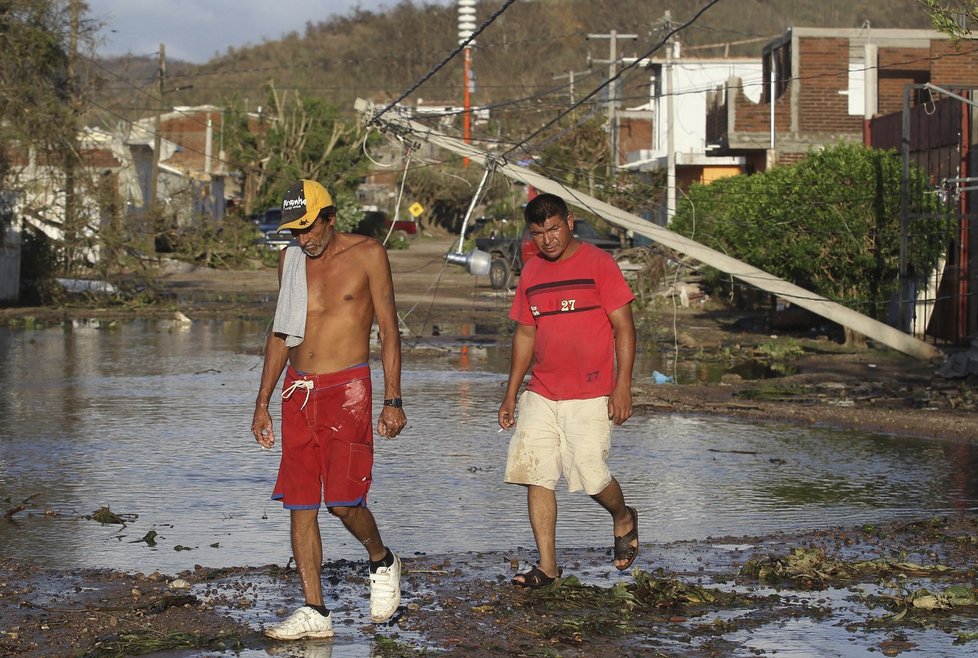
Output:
[383, 397, 403, 408]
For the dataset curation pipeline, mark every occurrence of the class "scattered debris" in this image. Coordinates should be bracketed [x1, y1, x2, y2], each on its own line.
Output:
[87, 507, 130, 525]
[134, 530, 158, 546]
[3, 494, 40, 520]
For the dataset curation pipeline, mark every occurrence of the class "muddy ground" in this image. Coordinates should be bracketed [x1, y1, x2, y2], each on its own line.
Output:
[2, 232, 978, 657]
[4, 516, 978, 657]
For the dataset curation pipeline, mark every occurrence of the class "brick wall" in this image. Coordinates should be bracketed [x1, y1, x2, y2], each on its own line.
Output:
[775, 152, 808, 166]
[876, 47, 930, 115]
[160, 111, 225, 173]
[796, 37, 862, 133]
[619, 117, 652, 163]
[82, 148, 122, 169]
[730, 83, 791, 134]
[930, 41, 978, 85]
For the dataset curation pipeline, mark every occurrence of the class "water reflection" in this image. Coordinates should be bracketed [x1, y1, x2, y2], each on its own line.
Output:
[0, 319, 975, 577]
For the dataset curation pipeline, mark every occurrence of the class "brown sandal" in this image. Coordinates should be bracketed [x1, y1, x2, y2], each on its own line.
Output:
[613, 506, 639, 570]
[512, 566, 563, 589]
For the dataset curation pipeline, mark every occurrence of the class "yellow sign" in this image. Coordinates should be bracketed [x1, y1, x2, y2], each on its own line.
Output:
[408, 202, 424, 218]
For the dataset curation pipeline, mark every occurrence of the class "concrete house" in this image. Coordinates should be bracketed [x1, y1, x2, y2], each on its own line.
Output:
[2, 127, 127, 278]
[705, 27, 978, 171]
[128, 105, 229, 223]
[703, 27, 978, 345]
[0, 105, 232, 302]
[623, 49, 763, 223]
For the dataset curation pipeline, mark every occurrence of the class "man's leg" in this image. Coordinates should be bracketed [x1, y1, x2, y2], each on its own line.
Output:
[264, 509, 335, 640]
[291, 509, 325, 606]
[330, 505, 401, 623]
[329, 505, 387, 562]
[526, 484, 560, 578]
[591, 478, 637, 570]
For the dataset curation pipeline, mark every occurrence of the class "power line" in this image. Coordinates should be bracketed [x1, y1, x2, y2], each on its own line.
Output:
[369, 0, 519, 124]
[500, 0, 724, 160]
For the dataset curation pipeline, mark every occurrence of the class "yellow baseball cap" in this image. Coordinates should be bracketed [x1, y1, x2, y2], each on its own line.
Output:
[279, 179, 334, 230]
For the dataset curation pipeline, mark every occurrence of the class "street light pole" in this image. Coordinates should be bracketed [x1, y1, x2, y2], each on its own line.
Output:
[464, 47, 472, 146]
[458, 0, 476, 166]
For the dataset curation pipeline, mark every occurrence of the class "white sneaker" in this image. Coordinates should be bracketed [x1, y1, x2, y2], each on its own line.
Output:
[369, 551, 402, 622]
[264, 606, 335, 640]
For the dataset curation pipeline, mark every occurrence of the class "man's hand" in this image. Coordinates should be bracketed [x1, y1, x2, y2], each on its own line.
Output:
[498, 398, 517, 430]
[377, 406, 406, 438]
[252, 405, 275, 448]
[607, 386, 633, 426]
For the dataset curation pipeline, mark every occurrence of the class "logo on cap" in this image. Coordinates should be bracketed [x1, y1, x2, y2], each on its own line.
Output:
[279, 180, 334, 230]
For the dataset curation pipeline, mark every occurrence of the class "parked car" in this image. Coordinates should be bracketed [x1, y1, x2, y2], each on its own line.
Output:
[255, 208, 419, 250]
[354, 211, 418, 241]
[475, 220, 624, 289]
[255, 207, 282, 234]
[253, 207, 293, 250]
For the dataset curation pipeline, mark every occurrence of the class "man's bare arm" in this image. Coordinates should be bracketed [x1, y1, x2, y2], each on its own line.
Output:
[498, 323, 535, 429]
[252, 332, 289, 448]
[251, 248, 290, 448]
[607, 302, 636, 425]
[365, 241, 406, 438]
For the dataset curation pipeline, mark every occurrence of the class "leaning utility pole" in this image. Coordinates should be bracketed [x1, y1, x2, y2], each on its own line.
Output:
[586, 30, 638, 175]
[355, 97, 943, 361]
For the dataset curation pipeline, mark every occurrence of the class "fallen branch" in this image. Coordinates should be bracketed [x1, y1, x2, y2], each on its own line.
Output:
[4, 494, 40, 520]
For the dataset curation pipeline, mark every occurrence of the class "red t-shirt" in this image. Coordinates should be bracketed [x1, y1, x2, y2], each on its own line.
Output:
[509, 242, 635, 400]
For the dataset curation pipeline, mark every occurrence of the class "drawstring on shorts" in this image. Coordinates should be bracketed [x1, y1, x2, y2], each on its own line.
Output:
[282, 379, 314, 410]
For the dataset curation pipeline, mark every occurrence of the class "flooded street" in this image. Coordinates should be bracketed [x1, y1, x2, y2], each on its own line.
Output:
[2, 318, 978, 657]
[2, 318, 976, 576]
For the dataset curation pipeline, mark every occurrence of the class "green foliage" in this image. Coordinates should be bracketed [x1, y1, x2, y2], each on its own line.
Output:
[755, 337, 806, 361]
[741, 546, 956, 589]
[223, 86, 368, 224]
[670, 144, 954, 320]
[158, 213, 266, 269]
[332, 190, 365, 234]
[919, 0, 977, 39]
[534, 113, 611, 192]
[1, 2, 107, 281]
[0, 1, 75, 149]
[402, 162, 484, 231]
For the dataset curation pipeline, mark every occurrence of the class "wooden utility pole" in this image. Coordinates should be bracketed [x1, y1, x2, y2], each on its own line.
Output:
[552, 69, 592, 105]
[64, 0, 81, 269]
[586, 30, 637, 175]
[664, 10, 676, 224]
[150, 44, 166, 212]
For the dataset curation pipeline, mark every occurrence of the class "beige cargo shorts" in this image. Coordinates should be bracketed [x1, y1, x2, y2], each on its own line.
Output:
[504, 390, 613, 495]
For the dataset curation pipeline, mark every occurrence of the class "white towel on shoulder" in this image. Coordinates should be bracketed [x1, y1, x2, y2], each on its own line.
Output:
[272, 246, 307, 347]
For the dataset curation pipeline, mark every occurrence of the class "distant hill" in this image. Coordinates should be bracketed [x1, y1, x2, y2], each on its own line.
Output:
[89, 0, 936, 136]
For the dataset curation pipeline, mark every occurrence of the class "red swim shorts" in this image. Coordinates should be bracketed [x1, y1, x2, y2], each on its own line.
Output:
[272, 363, 374, 510]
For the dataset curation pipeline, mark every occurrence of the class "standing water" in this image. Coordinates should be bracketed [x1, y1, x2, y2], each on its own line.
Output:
[1, 318, 976, 577]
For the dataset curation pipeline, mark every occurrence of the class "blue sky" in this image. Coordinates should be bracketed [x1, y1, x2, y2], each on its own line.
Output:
[87, 0, 450, 63]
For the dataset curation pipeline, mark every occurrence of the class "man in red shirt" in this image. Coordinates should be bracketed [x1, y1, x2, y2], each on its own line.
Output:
[498, 192, 639, 588]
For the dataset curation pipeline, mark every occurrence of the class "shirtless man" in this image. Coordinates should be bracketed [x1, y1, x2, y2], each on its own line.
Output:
[251, 179, 407, 641]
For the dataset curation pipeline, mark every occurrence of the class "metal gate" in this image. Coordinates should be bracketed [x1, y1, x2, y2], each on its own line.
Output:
[870, 84, 978, 345]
